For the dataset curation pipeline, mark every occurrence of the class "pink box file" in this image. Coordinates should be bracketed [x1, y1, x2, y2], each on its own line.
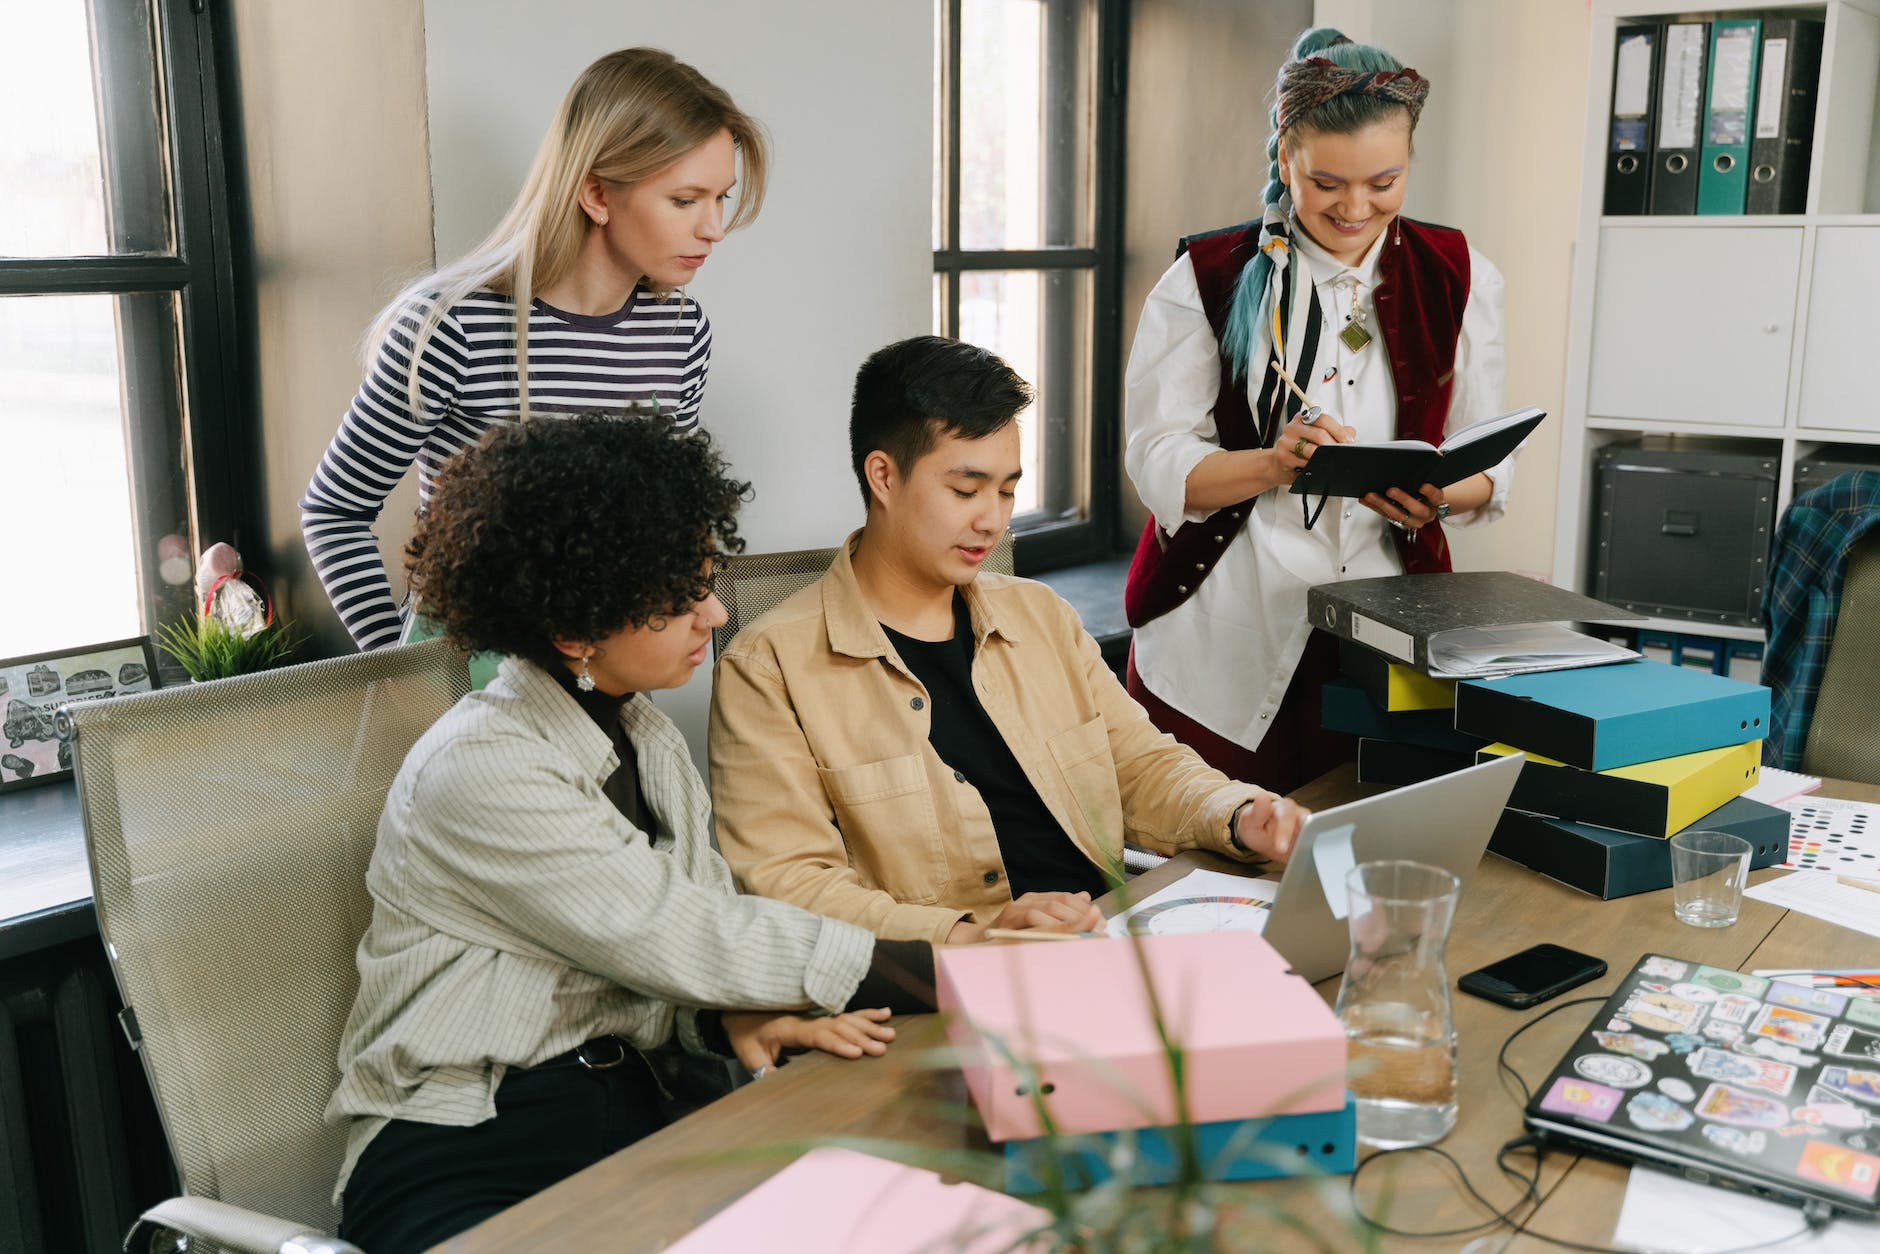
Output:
[936, 932, 1348, 1142]
[664, 1146, 1050, 1252]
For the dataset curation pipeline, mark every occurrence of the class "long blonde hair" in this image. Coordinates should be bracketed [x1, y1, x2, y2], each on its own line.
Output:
[369, 47, 770, 418]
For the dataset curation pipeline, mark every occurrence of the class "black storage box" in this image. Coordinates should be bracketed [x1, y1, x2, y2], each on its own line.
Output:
[1591, 443, 1777, 627]
[1794, 448, 1880, 499]
[1487, 795, 1789, 900]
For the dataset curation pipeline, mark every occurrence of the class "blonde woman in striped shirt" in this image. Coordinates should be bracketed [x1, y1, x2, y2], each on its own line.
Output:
[303, 48, 766, 650]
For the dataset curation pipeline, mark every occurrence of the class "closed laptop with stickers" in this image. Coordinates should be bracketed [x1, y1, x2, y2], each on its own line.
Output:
[1524, 953, 1880, 1219]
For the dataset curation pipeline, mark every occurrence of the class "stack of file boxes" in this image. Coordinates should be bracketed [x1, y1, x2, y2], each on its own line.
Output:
[1315, 573, 1790, 899]
[935, 932, 1357, 1194]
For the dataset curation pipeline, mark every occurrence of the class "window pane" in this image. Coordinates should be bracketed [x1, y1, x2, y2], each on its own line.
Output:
[0, 0, 172, 256]
[959, 269, 1091, 521]
[958, 0, 1093, 250]
[0, 292, 190, 658]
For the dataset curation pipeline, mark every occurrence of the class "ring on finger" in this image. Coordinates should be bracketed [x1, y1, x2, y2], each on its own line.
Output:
[1291, 437, 1308, 457]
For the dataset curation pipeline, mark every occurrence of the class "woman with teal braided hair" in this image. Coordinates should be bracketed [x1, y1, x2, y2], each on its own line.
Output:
[1122, 27, 1512, 794]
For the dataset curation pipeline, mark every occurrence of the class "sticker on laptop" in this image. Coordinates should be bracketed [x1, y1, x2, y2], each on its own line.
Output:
[1697, 1084, 1791, 1128]
[1767, 983, 1850, 1017]
[1575, 1054, 1653, 1089]
[1826, 1025, 1880, 1065]
[1701, 1124, 1766, 1155]
[1819, 1067, 1880, 1107]
[1540, 1076, 1623, 1122]
[1666, 1033, 1705, 1055]
[1708, 995, 1761, 1026]
[1688, 1047, 1797, 1096]
[1619, 990, 1704, 1035]
[1626, 1091, 1694, 1132]
[1794, 1140, 1880, 1198]
[1593, 1031, 1669, 1062]
[1658, 1077, 1696, 1103]
[1794, 1101, 1873, 1131]
[1847, 999, 1880, 1031]
[1690, 967, 1769, 998]
[1703, 1020, 1744, 1043]
[1736, 1037, 1819, 1068]
[1640, 957, 1690, 981]
[1750, 1004, 1832, 1051]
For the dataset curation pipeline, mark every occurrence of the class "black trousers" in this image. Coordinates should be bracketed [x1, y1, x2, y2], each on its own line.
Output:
[339, 1042, 667, 1254]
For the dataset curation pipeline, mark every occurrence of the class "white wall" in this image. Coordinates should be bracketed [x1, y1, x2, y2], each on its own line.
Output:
[423, 0, 933, 759]
[1315, 0, 1592, 580]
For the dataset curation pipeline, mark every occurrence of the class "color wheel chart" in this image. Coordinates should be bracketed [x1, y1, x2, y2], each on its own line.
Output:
[1122, 895, 1273, 936]
[1780, 796, 1880, 873]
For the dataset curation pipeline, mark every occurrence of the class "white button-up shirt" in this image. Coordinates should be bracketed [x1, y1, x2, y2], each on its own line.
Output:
[1124, 223, 1510, 753]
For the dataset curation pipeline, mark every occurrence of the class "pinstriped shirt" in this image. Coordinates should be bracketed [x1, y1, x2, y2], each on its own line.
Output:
[301, 286, 711, 651]
[326, 657, 872, 1198]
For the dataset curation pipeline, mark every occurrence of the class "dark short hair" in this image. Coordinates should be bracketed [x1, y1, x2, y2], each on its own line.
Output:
[406, 410, 748, 663]
[848, 336, 1032, 508]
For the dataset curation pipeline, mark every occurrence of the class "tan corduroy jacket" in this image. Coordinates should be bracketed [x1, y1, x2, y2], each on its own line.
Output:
[709, 533, 1267, 944]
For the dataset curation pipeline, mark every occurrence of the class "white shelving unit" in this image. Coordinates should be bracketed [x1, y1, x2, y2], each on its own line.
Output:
[1555, 0, 1880, 641]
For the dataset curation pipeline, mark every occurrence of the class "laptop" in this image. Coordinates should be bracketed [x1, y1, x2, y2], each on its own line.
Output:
[1109, 754, 1521, 977]
[1524, 953, 1880, 1219]
[1247, 753, 1521, 982]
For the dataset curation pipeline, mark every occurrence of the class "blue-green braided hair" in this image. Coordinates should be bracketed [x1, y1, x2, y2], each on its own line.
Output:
[1219, 27, 1423, 385]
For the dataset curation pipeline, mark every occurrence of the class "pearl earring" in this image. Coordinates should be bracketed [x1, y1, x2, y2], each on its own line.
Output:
[576, 655, 596, 692]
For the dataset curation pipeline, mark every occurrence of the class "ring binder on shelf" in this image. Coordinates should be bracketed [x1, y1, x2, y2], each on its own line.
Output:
[1746, 17, 1824, 215]
[1697, 18, 1761, 215]
[1605, 22, 1662, 215]
[1651, 21, 1708, 214]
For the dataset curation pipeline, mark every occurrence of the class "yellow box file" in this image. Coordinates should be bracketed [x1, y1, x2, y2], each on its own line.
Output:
[1337, 639, 1456, 711]
[1479, 739, 1761, 838]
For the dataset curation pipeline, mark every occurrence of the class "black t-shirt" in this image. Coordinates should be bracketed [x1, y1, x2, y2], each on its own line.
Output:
[882, 594, 1108, 900]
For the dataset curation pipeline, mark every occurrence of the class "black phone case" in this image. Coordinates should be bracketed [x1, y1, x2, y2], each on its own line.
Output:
[1458, 950, 1608, 1009]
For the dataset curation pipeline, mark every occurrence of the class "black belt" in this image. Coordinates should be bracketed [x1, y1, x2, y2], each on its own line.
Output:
[529, 1035, 632, 1072]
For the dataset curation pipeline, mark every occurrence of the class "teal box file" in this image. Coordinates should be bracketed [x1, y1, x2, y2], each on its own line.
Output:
[1003, 1095, 1358, 1194]
[1697, 19, 1760, 214]
[1453, 660, 1768, 771]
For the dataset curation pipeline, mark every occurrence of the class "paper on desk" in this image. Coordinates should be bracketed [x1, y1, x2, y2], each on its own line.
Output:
[1741, 766, 1821, 806]
[1105, 867, 1280, 937]
[1743, 870, 1880, 941]
[1612, 1166, 1877, 1253]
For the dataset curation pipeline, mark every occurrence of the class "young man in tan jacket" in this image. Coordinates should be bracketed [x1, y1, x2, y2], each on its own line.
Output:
[709, 337, 1305, 945]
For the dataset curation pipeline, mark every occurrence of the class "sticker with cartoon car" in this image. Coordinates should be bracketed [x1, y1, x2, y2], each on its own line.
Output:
[4, 700, 58, 748]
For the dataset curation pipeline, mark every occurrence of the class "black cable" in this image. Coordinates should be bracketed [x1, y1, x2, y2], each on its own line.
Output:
[1345, 992, 1837, 1253]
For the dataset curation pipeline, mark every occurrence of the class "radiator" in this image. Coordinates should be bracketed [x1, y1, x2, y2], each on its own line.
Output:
[0, 942, 152, 1253]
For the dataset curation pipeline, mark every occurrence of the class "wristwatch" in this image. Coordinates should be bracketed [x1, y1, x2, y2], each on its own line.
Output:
[1228, 799, 1258, 855]
[1434, 501, 1452, 520]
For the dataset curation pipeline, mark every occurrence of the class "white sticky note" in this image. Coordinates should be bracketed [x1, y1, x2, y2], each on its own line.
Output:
[1312, 823, 1358, 920]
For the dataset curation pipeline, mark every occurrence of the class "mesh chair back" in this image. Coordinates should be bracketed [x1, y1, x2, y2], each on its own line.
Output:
[713, 532, 1014, 655]
[63, 639, 470, 1237]
[1803, 534, 1880, 784]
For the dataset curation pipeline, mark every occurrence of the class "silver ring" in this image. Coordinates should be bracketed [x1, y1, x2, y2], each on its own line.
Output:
[750, 1064, 771, 1079]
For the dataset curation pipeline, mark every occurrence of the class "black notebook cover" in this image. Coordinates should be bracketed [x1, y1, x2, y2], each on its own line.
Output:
[1290, 408, 1544, 502]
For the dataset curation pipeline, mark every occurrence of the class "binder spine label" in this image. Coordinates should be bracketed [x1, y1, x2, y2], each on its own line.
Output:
[1755, 39, 1788, 139]
[1659, 25, 1705, 149]
[1707, 26, 1755, 147]
[1351, 614, 1414, 664]
[1612, 32, 1653, 150]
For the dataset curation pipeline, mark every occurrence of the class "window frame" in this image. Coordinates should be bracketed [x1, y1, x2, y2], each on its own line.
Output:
[933, 0, 1128, 573]
[0, 0, 254, 656]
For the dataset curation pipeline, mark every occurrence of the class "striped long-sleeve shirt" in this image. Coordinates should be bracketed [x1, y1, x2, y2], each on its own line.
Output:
[301, 287, 711, 649]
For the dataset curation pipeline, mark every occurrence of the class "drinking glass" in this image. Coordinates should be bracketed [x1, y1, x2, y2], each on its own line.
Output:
[1670, 829, 1752, 927]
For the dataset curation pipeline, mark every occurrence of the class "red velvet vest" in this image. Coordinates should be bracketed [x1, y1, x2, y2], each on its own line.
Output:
[1124, 216, 1471, 629]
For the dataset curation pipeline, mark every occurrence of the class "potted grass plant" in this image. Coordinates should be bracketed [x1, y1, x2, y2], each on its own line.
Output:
[155, 543, 304, 681]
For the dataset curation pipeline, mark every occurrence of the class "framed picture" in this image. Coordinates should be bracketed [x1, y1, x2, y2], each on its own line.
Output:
[1, 636, 160, 793]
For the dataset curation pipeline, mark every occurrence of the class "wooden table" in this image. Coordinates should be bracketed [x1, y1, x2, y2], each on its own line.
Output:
[438, 771, 1880, 1254]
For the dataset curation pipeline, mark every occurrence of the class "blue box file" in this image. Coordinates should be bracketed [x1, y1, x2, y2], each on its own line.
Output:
[1454, 660, 1768, 771]
[1002, 1094, 1358, 1194]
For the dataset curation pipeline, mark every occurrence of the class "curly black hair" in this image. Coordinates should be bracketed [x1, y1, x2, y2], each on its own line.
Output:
[405, 410, 749, 662]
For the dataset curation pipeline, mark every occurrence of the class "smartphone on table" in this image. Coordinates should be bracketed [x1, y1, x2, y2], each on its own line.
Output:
[1457, 943, 1607, 1010]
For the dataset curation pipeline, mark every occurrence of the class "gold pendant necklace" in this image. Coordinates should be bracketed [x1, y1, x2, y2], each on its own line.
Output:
[1339, 319, 1373, 353]
[1333, 273, 1373, 353]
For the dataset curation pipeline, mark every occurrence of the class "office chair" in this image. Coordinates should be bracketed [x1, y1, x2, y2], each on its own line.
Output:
[1800, 531, 1880, 784]
[62, 638, 470, 1253]
[711, 531, 1016, 657]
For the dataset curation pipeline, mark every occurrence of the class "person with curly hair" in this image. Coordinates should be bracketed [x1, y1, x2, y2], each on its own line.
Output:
[326, 412, 926, 1254]
[302, 47, 769, 651]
